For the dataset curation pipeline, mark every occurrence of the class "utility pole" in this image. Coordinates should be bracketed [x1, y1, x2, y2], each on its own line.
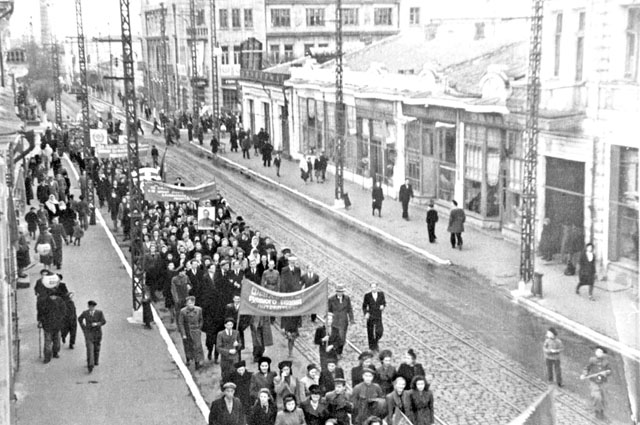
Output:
[334, 0, 345, 205]
[209, 0, 220, 143]
[74, 0, 96, 226]
[189, 0, 200, 121]
[119, 0, 145, 317]
[159, 3, 170, 119]
[519, 0, 544, 284]
[51, 38, 62, 130]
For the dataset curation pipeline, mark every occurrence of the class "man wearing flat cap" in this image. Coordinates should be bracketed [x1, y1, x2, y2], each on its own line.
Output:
[351, 368, 384, 425]
[209, 382, 245, 425]
[217, 317, 241, 382]
[227, 360, 253, 416]
[78, 300, 106, 373]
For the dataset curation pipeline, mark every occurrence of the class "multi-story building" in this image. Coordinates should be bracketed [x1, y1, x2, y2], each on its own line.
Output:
[528, 0, 638, 287]
[264, 0, 401, 64]
[142, 0, 265, 115]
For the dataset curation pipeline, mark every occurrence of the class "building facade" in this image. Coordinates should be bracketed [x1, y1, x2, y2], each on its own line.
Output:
[264, 0, 400, 64]
[142, 0, 266, 116]
[532, 0, 639, 284]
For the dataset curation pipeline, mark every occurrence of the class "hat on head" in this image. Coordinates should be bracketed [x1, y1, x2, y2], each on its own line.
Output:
[222, 382, 237, 390]
[358, 351, 373, 361]
[224, 317, 235, 325]
[326, 357, 337, 365]
[281, 247, 291, 255]
[334, 378, 346, 385]
[40, 268, 49, 275]
[361, 367, 376, 377]
[309, 384, 321, 395]
[307, 364, 318, 373]
[258, 356, 272, 365]
[234, 360, 246, 369]
[378, 349, 393, 362]
[258, 388, 271, 398]
[220, 259, 229, 266]
[335, 283, 346, 292]
[42, 273, 60, 289]
[278, 360, 293, 370]
[88, 300, 97, 306]
[391, 372, 407, 383]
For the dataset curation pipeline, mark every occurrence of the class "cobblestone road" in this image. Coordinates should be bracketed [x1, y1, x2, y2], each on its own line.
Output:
[161, 144, 605, 425]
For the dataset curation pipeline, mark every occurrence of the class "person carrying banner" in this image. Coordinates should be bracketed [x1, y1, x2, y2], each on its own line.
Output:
[580, 346, 612, 420]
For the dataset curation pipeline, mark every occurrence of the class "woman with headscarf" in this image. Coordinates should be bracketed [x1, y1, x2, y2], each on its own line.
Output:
[45, 194, 60, 223]
[35, 227, 56, 270]
[406, 376, 434, 425]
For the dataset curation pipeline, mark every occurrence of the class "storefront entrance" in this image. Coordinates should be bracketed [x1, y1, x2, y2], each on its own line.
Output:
[544, 157, 585, 256]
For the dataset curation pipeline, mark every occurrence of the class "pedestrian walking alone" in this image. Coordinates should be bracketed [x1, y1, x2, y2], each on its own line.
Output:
[398, 179, 414, 220]
[580, 346, 612, 420]
[327, 283, 353, 357]
[362, 283, 385, 352]
[151, 145, 159, 167]
[78, 300, 106, 373]
[576, 243, 597, 301]
[151, 118, 161, 134]
[447, 200, 466, 250]
[543, 327, 563, 386]
[274, 153, 282, 178]
[371, 182, 384, 217]
[426, 202, 438, 243]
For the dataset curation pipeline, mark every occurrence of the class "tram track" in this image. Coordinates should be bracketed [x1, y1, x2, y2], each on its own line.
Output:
[161, 143, 602, 425]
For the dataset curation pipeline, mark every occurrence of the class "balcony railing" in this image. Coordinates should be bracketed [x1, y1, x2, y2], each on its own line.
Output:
[186, 26, 208, 39]
[508, 82, 587, 115]
[598, 82, 640, 112]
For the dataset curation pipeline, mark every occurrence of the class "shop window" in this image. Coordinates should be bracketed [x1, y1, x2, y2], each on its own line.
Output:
[613, 147, 639, 262]
[465, 179, 482, 214]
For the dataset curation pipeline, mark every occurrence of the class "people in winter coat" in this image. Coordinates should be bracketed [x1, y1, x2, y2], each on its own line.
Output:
[178, 296, 205, 369]
[227, 360, 254, 416]
[371, 182, 384, 217]
[248, 388, 277, 425]
[576, 243, 597, 300]
[274, 360, 306, 409]
[447, 200, 466, 250]
[396, 349, 426, 386]
[37, 291, 68, 362]
[351, 368, 384, 425]
[300, 385, 329, 425]
[61, 291, 78, 349]
[209, 382, 246, 425]
[250, 357, 277, 403]
[325, 378, 352, 425]
[406, 376, 434, 425]
[275, 394, 306, 425]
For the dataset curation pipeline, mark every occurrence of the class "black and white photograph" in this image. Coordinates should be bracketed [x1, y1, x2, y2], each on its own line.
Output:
[197, 206, 216, 230]
[1, 0, 638, 425]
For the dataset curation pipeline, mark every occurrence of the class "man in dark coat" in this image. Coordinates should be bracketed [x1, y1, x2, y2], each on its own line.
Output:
[37, 291, 68, 362]
[227, 360, 253, 416]
[301, 265, 320, 322]
[447, 200, 466, 250]
[398, 179, 414, 220]
[426, 201, 439, 243]
[319, 358, 345, 395]
[327, 283, 353, 356]
[224, 294, 252, 357]
[371, 182, 384, 217]
[61, 291, 77, 349]
[362, 282, 386, 352]
[201, 263, 223, 360]
[217, 318, 241, 382]
[314, 313, 341, 370]
[301, 384, 329, 425]
[78, 300, 107, 373]
[209, 382, 246, 425]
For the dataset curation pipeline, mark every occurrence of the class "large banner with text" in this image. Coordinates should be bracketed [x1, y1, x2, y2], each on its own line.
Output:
[239, 278, 328, 317]
[143, 180, 218, 202]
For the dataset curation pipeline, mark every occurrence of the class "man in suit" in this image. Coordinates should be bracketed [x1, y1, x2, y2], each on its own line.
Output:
[362, 283, 386, 352]
[198, 208, 216, 229]
[229, 260, 244, 296]
[244, 259, 261, 284]
[209, 382, 245, 425]
[77, 300, 107, 373]
[280, 256, 301, 292]
[186, 259, 203, 301]
[224, 294, 252, 360]
[426, 201, 439, 243]
[398, 178, 414, 220]
[217, 317, 241, 382]
[301, 265, 321, 322]
[447, 200, 466, 250]
[201, 263, 222, 361]
[327, 284, 354, 357]
[314, 313, 342, 370]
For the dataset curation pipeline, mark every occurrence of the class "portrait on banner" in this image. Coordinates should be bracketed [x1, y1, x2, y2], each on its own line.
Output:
[197, 206, 216, 230]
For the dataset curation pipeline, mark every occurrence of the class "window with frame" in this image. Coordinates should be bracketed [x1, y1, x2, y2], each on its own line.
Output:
[284, 44, 294, 61]
[342, 8, 359, 26]
[271, 8, 291, 27]
[270, 44, 280, 63]
[220, 9, 229, 29]
[409, 7, 420, 25]
[575, 11, 585, 81]
[306, 8, 325, 26]
[625, 8, 640, 80]
[554, 13, 563, 77]
[233, 46, 241, 64]
[244, 9, 253, 28]
[374, 8, 393, 26]
[196, 9, 205, 26]
[221, 46, 229, 65]
[232, 9, 241, 28]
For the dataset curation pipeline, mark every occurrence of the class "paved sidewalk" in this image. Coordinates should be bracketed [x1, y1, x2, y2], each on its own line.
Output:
[195, 143, 639, 360]
[13, 173, 205, 424]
